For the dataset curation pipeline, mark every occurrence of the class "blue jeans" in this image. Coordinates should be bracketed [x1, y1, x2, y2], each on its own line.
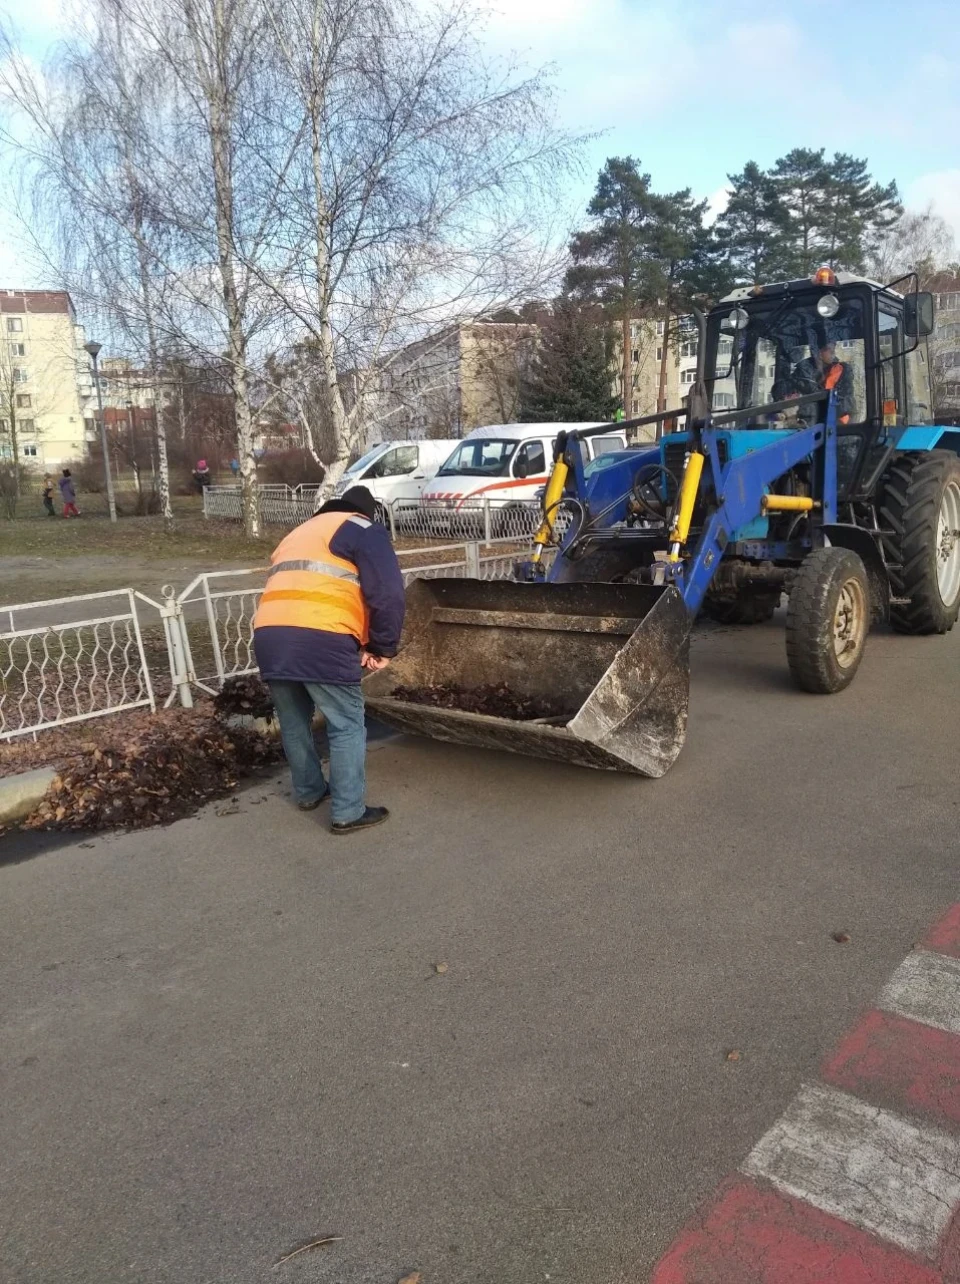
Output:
[268, 680, 366, 824]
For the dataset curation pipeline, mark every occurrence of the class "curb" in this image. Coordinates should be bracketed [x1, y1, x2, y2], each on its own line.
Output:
[0, 767, 58, 827]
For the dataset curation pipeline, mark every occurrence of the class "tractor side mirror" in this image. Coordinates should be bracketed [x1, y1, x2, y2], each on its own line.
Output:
[904, 291, 935, 338]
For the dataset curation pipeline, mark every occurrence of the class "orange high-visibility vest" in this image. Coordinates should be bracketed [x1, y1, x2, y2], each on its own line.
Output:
[824, 362, 844, 391]
[253, 511, 370, 643]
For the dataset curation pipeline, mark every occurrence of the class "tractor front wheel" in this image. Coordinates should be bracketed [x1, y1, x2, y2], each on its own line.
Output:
[786, 547, 869, 693]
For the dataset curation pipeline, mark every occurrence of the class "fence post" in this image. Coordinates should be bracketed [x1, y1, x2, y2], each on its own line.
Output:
[160, 586, 194, 709]
[388, 500, 397, 541]
[483, 496, 492, 545]
[465, 542, 481, 578]
[202, 488, 209, 520]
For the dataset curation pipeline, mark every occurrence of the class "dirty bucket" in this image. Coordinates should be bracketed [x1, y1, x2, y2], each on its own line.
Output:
[362, 578, 691, 776]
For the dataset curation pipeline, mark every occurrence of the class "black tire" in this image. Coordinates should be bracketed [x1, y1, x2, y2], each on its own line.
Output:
[786, 547, 869, 693]
[879, 450, 960, 635]
[702, 592, 780, 626]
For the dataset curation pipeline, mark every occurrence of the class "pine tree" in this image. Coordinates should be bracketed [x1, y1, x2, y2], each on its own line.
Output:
[565, 157, 664, 413]
[770, 147, 832, 276]
[518, 298, 619, 423]
[715, 161, 791, 285]
[820, 153, 901, 272]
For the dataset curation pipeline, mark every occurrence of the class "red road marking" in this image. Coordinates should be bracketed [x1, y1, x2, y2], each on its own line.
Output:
[924, 906, 960, 960]
[650, 1176, 940, 1284]
[823, 1008, 960, 1132]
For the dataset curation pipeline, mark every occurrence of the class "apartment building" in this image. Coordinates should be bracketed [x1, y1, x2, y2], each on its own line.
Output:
[932, 286, 960, 419]
[0, 290, 93, 471]
[375, 321, 538, 440]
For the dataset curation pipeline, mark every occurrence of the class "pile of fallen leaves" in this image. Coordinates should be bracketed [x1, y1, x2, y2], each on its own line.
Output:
[213, 673, 275, 720]
[390, 681, 563, 721]
[25, 710, 283, 832]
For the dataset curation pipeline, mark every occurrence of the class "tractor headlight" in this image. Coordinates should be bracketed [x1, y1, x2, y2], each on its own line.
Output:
[817, 293, 839, 318]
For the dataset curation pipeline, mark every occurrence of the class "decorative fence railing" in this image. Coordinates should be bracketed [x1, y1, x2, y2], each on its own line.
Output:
[1, 541, 552, 738]
[201, 485, 555, 544]
[0, 590, 156, 741]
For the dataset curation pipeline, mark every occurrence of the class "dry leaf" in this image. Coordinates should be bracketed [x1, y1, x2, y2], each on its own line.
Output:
[831, 931, 851, 944]
[725, 1049, 741, 1062]
[398, 1274, 423, 1284]
[274, 1235, 342, 1266]
[433, 962, 448, 975]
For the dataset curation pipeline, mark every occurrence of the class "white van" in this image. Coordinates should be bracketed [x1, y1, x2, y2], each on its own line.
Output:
[423, 423, 627, 532]
[331, 439, 459, 520]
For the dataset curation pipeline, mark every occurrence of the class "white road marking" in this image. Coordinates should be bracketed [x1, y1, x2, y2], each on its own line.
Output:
[878, 948, 960, 1035]
[741, 1082, 960, 1259]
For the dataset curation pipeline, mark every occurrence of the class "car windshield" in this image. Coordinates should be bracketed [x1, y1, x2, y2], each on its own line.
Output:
[346, 445, 386, 475]
[710, 293, 867, 426]
[437, 438, 518, 477]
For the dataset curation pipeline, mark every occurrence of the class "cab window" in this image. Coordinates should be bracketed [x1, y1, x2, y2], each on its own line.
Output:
[905, 341, 933, 425]
[366, 444, 418, 478]
[513, 440, 546, 478]
[878, 307, 905, 427]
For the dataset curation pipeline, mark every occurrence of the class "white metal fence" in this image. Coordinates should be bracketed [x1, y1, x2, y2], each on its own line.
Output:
[1, 540, 547, 736]
[0, 590, 156, 741]
[202, 485, 548, 543]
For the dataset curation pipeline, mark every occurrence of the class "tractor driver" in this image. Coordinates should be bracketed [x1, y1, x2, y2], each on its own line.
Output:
[790, 341, 854, 424]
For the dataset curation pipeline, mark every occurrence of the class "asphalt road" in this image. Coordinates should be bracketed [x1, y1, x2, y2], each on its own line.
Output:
[2, 615, 959, 1284]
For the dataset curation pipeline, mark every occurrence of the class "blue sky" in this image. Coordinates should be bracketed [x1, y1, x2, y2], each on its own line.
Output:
[1, 0, 958, 286]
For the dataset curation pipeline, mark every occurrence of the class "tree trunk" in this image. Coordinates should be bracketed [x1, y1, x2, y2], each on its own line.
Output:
[621, 311, 631, 415]
[206, 13, 259, 540]
[657, 300, 672, 415]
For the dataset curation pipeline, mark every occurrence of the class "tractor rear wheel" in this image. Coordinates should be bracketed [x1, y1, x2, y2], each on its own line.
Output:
[702, 592, 780, 625]
[879, 450, 960, 634]
[786, 547, 869, 693]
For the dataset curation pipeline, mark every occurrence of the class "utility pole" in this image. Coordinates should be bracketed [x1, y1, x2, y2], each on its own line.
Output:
[84, 341, 117, 522]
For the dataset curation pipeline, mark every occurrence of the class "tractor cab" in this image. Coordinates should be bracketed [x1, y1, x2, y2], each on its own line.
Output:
[702, 270, 936, 500]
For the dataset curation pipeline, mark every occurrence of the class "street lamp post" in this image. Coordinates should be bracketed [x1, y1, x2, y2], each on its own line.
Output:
[84, 341, 117, 523]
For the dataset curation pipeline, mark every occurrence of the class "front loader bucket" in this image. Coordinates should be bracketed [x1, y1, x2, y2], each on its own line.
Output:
[362, 578, 691, 776]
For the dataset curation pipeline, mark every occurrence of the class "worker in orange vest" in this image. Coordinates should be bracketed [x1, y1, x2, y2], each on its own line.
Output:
[253, 485, 405, 834]
[792, 341, 854, 423]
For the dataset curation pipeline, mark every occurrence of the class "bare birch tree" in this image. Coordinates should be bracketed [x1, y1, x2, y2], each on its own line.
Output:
[254, 0, 577, 492]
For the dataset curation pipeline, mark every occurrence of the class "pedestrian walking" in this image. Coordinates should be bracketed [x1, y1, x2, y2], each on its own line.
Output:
[42, 475, 56, 517]
[253, 485, 405, 834]
[58, 469, 80, 518]
[192, 459, 211, 493]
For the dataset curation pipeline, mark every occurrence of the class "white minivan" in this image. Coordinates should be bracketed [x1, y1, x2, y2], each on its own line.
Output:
[331, 439, 459, 521]
[423, 422, 627, 534]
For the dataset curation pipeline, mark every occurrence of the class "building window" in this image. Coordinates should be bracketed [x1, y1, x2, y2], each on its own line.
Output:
[9, 341, 25, 357]
[680, 369, 696, 385]
[13, 367, 27, 383]
[631, 399, 640, 414]
[19, 418, 34, 432]
[22, 443, 38, 457]
[6, 317, 23, 333]
[655, 320, 665, 336]
[631, 348, 639, 363]
[680, 340, 698, 358]
[937, 293, 960, 312]
[712, 392, 735, 409]
[656, 346, 663, 362]
[16, 394, 31, 408]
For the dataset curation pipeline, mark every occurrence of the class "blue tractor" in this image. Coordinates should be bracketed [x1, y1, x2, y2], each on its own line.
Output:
[365, 270, 959, 777]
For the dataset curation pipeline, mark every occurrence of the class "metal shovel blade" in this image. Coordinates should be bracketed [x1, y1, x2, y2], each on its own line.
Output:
[362, 578, 690, 776]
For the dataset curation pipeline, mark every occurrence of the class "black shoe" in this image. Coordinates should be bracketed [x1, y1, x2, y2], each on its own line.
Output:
[297, 788, 330, 811]
[331, 805, 389, 835]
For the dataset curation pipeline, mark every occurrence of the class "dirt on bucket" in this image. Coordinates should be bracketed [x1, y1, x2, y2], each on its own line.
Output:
[390, 682, 564, 722]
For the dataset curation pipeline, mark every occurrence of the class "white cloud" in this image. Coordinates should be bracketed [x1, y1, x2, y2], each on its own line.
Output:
[905, 170, 960, 250]
[704, 185, 730, 225]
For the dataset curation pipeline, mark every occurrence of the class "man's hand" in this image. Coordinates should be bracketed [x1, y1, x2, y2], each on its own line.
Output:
[360, 650, 391, 672]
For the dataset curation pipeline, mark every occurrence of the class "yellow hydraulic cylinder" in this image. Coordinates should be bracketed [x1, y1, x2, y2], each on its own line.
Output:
[530, 457, 570, 564]
[761, 494, 815, 513]
[668, 450, 704, 560]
